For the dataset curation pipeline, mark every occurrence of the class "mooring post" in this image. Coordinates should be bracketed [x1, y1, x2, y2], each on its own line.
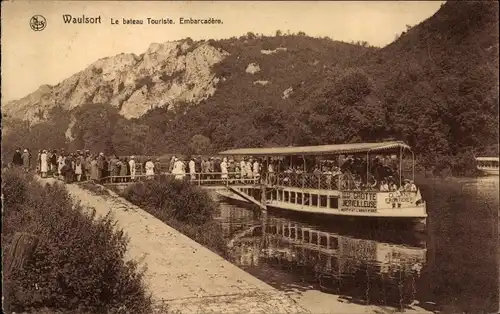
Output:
[5, 232, 39, 277]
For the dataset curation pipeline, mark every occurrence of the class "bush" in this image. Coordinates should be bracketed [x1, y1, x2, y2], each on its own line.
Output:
[2, 168, 152, 314]
[122, 176, 228, 257]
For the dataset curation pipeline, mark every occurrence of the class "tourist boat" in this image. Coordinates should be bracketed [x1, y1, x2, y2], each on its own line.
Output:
[475, 157, 499, 176]
[217, 141, 427, 230]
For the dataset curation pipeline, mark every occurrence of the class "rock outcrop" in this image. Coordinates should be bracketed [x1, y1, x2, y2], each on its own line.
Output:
[3, 40, 229, 121]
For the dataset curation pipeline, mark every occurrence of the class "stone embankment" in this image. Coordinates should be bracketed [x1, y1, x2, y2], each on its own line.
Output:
[44, 178, 308, 314]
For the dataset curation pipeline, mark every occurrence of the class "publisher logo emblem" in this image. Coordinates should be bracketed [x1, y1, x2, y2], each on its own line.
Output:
[30, 15, 47, 31]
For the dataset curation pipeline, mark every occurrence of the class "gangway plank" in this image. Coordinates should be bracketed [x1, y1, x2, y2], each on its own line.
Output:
[227, 186, 267, 211]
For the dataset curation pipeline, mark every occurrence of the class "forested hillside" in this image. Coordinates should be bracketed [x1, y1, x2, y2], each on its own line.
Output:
[3, 1, 498, 175]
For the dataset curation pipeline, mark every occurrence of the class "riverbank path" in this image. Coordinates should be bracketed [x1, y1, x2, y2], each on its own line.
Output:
[41, 178, 309, 314]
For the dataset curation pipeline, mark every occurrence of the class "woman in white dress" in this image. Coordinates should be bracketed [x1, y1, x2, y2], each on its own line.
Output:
[172, 158, 185, 180]
[221, 158, 228, 182]
[74, 158, 83, 182]
[145, 158, 155, 179]
[129, 156, 136, 181]
[40, 150, 48, 178]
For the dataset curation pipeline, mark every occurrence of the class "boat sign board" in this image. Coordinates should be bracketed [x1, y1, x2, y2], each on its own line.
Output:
[377, 191, 416, 209]
[340, 191, 378, 213]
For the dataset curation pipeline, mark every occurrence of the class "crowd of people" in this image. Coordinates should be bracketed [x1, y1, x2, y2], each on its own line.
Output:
[9, 148, 416, 192]
[10, 148, 154, 183]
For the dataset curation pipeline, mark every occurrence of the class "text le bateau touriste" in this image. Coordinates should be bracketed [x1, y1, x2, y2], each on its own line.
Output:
[62, 14, 223, 25]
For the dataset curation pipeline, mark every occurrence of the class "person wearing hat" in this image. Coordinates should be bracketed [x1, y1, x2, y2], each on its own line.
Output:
[84, 152, 92, 181]
[145, 158, 155, 179]
[169, 156, 176, 173]
[201, 156, 210, 181]
[172, 157, 184, 180]
[22, 149, 30, 172]
[220, 157, 228, 182]
[119, 157, 128, 182]
[97, 153, 105, 181]
[50, 149, 58, 176]
[246, 158, 253, 182]
[40, 149, 48, 178]
[90, 155, 99, 182]
[208, 157, 215, 181]
[129, 156, 136, 181]
[379, 179, 389, 192]
[154, 158, 162, 174]
[57, 151, 66, 179]
[240, 157, 246, 182]
[188, 156, 196, 180]
[388, 177, 398, 192]
[12, 148, 22, 167]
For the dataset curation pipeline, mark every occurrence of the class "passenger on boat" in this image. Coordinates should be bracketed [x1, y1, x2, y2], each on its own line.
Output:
[246, 159, 253, 181]
[379, 180, 390, 192]
[253, 159, 260, 181]
[240, 157, 247, 182]
[388, 177, 398, 191]
[402, 179, 417, 192]
[235, 164, 241, 180]
[227, 159, 235, 182]
[267, 162, 275, 185]
[221, 157, 228, 181]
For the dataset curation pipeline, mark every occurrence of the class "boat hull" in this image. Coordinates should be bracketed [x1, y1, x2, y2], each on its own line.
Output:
[216, 188, 427, 225]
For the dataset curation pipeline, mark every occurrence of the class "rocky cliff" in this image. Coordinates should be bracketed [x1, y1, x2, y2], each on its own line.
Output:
[3, 40, 228, 121]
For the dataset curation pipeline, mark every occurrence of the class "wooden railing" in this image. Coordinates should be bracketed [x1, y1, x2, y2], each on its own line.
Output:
[88, 171, 383, 192]
[99, 172, 258, 186]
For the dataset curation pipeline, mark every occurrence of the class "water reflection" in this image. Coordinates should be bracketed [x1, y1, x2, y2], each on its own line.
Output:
[215, 202, 427, 309]
[213, 175, 499, 313]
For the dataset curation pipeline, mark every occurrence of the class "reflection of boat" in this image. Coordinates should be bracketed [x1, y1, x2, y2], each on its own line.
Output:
[228, 216, 427, 307]
[475, 157, 499, 175]
[230, 217, 426, 273]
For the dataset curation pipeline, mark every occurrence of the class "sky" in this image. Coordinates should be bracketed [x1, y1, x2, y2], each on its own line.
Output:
[1, 1, 444, 102]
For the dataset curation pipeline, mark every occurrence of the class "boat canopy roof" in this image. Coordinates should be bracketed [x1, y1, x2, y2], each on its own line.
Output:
[218, 141, 411, 156]
[475, 157, 499, 161]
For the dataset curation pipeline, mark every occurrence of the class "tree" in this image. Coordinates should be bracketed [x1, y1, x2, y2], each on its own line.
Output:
[188, 134, 212, 155]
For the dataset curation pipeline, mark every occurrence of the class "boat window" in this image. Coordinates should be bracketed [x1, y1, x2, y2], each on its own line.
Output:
[290, 227, 296, 238]
[269, 225, 277, 234]
[303, 230, 310, 242]
[284, 191, 289, 202]
[284, 226, 289, 237]
[303, 193, 310, 205]
[311, 195, 318, 206]
[320, 195, 328, 207]
[330, 237, 339, 249]
[297, 192, 303, 205]
[320, 234, 328, 247]
[311, 232, 318, 244]
[290, 192, 296, 203]
[329, 196, 338, 209]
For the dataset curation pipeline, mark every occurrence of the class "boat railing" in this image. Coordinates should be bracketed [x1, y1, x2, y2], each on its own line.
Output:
[96, 170, 390, 192]
[270, 171, 374, 191]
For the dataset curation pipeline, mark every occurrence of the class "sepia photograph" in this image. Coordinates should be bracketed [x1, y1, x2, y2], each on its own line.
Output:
[1, 1, 499, 313]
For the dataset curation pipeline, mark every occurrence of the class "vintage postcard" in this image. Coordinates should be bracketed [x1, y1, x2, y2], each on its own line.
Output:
[2, 1, 499, 314]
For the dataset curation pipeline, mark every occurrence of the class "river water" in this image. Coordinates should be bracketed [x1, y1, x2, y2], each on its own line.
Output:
[211, 176, 499, 313]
